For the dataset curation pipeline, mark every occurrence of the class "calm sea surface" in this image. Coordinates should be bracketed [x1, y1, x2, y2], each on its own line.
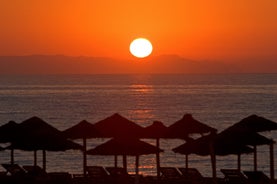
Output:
[0, 74, 276, 177]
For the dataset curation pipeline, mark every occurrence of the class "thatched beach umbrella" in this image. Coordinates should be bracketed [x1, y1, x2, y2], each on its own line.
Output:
[168, 114, 217, 168]
[8, 116, 82, 171]
[63, 120, 100, 175]
[228, 114, 277, 133]
[143, 121, 168, 177]
[173, 133, 254, 180]
[8, 135, 82, 171]
[167, 114, 217, 140]
[94, 113, 144, 168]
[87, 137, 163, 177]
[94, 113, 144, 138]
[0, 121, 19, 164]
[173, 134, 254, 155]
[223, 114, 277, 179]
[143, 121, 168, 139]
[216, 130, 273, 172]
[173, 128, 274, 180]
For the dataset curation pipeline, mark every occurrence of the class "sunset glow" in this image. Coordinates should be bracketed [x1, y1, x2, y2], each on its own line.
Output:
[0, 1, 277, 74]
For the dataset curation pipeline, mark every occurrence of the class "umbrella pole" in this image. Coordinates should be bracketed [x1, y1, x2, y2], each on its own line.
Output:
[83, 138, 87, 176]
[135, 155, 139, 184]
[156, 138, 160, 178]
[209, 142, 217, 181]
[114, 155, 118, 168]
[123, 155, 127, 172]
[254, 145, 257, 171]
[43, 150, 46, 171]
[10, 148, 14, 165]
[237, 153, 241, 172]
[34, 150, 37, 166]
[270, 143, 274, 180]
[186, 154, 188, 169]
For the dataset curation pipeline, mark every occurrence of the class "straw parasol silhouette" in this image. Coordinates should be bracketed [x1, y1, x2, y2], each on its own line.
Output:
[173, 129, 274, 180]
[87, 137, 163, 178]
[94, 113, 145, 170]
[167, 114, 217, 140]
[94, 113, 144, 138]
[167, 114, 217, 169]
[143, 121, 168, 177]
[227, 114, 277, 133]
[7, 116, 82, 171]
[63, 120, 100, 175]
[0, 121, 19, 164]
[220, 114, 277, 180]
[173, 133, 254, 180]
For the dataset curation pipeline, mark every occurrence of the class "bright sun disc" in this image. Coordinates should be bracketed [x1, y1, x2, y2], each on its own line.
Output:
[129, 38, 153, 58]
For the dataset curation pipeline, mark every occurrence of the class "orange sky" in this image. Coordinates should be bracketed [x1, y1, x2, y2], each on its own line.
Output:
[0, 1, 276, 73]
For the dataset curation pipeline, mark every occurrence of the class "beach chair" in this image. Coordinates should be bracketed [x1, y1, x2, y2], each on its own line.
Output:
[106, 167, 134, 184]
[160, 167, 184, 184]
[72, 174, 91, 184]
[243, 171, 271, 184]
[1, 163, 26, 176]
[160, 167, 182, 179]
[0, 171, 10, 183]
[48, 172, 72, 184]
[85, 166, 111, 183]
[221, 169, 248, 184]
[86, 166, 109, 178]
[22, 165, 47, 177]
[105, 167, 129, 177]
[178, 167, 207, 184]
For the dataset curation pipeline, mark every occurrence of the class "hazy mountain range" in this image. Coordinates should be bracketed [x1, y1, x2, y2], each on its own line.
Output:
[0, 55, 276, 74]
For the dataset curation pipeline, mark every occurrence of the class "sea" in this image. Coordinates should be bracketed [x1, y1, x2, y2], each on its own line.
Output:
[0, 74, 276, 177]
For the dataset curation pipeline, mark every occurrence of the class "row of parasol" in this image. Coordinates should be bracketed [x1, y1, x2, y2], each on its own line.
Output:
[0, 113, 276, 181]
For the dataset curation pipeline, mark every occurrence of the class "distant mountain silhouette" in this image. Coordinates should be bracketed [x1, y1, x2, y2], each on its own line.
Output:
[0, 55, 275, 74]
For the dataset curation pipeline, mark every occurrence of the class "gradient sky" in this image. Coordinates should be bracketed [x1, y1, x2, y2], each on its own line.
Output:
[0, 1, 276, 72]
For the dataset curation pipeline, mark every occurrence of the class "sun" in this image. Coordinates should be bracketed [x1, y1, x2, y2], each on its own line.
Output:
[129, 38, 153, 58]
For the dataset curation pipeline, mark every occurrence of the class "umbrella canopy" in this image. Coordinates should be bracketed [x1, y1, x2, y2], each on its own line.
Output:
[217, 129, 274, 147]
[63, 120, 100, 139]
[227, 114, 277, 133]
[15, 116, 63, 140]
[8, 116, 82, 170]
[87, 138, 163, 156]
[0, 121, 19, 143]
[8, 137, 82, 151]
[172, 133, 255, 156]
[143, 121, 168, 138]
[87, 138, 163, 181]
[11, 116, 82, 151]
[167, 114, 217, 140]
[94, 113, 144, 138]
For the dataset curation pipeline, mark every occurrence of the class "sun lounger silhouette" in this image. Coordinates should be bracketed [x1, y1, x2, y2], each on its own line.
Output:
[1, 163, 26, 176]
[86, 166, 109, 178]
[48, 172, 72, 184]
[22, 165, 47, 177]
[243, 171, 271, 184]
[221, 169, 248, 184]
[178, 167, 207, 184]
[160, 167, 182, 179]
[159, 167, 185, 184]
[106, 167, 134, 184]
[105, 167, 129, 177]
